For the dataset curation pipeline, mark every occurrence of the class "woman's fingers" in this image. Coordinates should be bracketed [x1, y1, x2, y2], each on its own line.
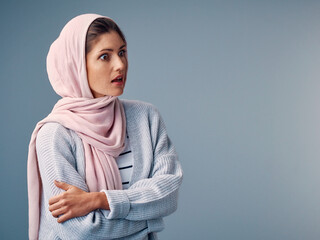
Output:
[51, 206, 73, 223]
[49, 195, 60, 205]
[49, 200, 62, 212]
[54, 180, 72, 191]
[57, 211, 73, 223]
[49, 180, 73, 205]
[51, 206, 67, 218]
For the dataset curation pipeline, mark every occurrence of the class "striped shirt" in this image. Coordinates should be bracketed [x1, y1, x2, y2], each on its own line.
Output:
[117, 133, 133, 189]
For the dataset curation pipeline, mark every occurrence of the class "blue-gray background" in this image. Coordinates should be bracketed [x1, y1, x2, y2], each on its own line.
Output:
[1, 0, 320, 239]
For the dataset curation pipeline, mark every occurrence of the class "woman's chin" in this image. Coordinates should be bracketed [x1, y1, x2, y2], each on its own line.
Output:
[92, 89, 124, 98]
[109, 89, 124, 97]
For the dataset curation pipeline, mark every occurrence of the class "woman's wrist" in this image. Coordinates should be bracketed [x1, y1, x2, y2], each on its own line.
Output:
[90, 192, 110, 210]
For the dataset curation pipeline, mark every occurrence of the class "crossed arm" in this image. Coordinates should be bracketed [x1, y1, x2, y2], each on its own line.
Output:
[36, 114, 183, 239]
[37, 123, 150, 239]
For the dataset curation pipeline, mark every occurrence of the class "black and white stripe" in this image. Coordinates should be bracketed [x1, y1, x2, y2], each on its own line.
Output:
[116, 133, 133, 189]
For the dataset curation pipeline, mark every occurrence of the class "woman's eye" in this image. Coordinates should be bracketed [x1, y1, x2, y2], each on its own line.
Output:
[99, 54, 109, 61]
[119, 50, 127, 57]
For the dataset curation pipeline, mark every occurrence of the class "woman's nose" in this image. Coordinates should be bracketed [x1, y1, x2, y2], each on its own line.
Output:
[113, 56, 125, 72]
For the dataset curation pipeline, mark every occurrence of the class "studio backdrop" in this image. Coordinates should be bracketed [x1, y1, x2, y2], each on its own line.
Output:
[1, 0, 320, 239]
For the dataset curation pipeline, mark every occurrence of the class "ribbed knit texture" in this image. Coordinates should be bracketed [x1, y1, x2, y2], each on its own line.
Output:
[36, 99, 183, 240]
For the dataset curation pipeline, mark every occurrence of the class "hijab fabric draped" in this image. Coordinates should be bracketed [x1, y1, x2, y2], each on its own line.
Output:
[27, 14, 126, 240]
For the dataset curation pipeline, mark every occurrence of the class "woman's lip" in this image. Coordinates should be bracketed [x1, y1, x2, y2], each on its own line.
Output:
[111, 79, 124, 86]
[112, 74, 124, 81]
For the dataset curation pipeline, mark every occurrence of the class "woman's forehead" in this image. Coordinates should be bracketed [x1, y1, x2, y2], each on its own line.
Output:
[90, 31, 126, 52]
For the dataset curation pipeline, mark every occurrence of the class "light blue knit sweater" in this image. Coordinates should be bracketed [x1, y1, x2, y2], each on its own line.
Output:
[35, 99, 183, 240]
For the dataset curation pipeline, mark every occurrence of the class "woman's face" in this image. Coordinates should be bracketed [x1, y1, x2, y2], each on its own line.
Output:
[86, 31, 128, 98]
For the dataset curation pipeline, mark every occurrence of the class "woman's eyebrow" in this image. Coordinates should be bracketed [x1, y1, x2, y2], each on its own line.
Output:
[99, 44, 126, 52]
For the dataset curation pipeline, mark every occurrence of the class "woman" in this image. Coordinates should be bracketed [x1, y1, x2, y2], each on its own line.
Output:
[27, 13, 183, 240]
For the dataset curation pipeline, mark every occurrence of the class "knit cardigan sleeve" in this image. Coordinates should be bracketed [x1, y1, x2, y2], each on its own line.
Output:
[36, 122, 150, 240]
[102, 101, 183, 221]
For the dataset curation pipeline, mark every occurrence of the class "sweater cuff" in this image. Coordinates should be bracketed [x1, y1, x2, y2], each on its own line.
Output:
[100, 189, 130, 219]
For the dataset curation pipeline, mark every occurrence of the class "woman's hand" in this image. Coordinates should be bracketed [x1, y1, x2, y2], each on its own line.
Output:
[49, 180, 109, 223]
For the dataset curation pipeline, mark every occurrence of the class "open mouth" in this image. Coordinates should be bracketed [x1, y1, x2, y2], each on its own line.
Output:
[111, 75, 123, 83]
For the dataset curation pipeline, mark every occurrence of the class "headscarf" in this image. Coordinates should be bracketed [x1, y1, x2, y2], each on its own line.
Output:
[27, 13, 126, 240]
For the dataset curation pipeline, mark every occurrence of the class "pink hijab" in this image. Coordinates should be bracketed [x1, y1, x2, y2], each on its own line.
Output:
[27, 13, 126, 239]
